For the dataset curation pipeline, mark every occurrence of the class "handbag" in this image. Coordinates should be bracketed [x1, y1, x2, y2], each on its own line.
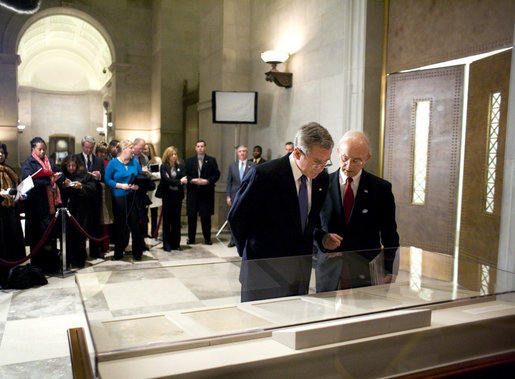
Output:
[6, 264, 48, 289]
[155, 184, 162, 198]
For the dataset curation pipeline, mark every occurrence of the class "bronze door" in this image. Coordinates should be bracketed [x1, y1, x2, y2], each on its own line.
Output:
[384, 66, 464, 255]
[458, 51, 511, 290]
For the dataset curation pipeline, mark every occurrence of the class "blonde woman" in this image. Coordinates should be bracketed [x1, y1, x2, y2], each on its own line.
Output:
[157, 146, 186, 251]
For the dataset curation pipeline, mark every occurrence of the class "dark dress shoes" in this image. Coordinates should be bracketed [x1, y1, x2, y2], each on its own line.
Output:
[204, 240, 212, 245]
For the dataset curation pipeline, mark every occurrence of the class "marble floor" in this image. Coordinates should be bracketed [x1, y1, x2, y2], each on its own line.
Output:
[0, 232, 242, 379]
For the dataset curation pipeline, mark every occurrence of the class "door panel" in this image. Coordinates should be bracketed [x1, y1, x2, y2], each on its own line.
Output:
[459, 51, 511, 268]
[384, 66, 464, 255]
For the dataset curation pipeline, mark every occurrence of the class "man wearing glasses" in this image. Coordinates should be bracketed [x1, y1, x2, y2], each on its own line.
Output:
[228, 122, 342, 302]
[315, 130, 400, 292]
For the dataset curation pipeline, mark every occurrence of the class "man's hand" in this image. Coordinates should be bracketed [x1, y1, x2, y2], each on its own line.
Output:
[191, 178, 208, 185]
[91, 170, 101, 179]
[322, 233, 343, 250]
[226, 196, 232, 206]
[381, 274, 396, 284]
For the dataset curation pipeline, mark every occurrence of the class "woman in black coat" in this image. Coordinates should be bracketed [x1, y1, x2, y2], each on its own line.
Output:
[60, 155, 96, 268]
[21, 137, 65, 273]
[0, 142, 26, 286]
[158, 146, 186, 251]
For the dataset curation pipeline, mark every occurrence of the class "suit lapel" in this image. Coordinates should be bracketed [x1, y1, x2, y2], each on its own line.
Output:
[244, 162, 252, 175]
[277, 156, 302, 232]
[352, 169, 370, 223]
[330, 170, 343, 217]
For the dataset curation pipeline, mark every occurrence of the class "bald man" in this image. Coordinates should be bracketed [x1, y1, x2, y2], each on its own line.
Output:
[315, 130, 399, 292]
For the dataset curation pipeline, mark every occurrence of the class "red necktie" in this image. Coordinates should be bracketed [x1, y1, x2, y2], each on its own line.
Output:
[343, 177, 354, 224]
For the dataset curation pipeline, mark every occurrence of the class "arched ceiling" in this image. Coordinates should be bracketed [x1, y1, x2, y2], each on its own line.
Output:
[17, 14, 112, 91]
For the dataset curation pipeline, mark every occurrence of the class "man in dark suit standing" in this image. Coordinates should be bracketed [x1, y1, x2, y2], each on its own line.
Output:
[315, 130, 400, 292]
[185, 140, 220, 245]
[228, 122, 342, 302]
[226, 145, 255, 247]
[74, 136, 105, 258]
[250, 145, 266, 165]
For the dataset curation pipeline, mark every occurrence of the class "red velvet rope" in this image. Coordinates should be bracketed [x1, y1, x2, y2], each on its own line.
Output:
[67, 213, 108, 243]
[0, 214, 58, 267]
[152, 208, 163, 239]
[0, 209, 108, 268]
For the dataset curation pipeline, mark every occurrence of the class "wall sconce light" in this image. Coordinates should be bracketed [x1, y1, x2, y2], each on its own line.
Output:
[17, 124, 26, 133]
[261, 50, 292, 88]
[96, 126, 105, 136]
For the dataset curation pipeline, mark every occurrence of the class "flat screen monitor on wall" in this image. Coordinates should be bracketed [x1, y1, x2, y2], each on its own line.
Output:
[212, 91, 258, 124]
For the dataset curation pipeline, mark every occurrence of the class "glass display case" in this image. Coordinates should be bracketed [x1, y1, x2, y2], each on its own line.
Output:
[73, 246, 515, 377]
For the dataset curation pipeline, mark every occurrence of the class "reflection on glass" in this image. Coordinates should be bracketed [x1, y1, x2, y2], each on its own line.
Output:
[412, 100, 430, 205]
[486, 92, 501, 214]
[409, 247, 422, 293]
[74, 247, 514, 360]
[480, 263, 490, 296]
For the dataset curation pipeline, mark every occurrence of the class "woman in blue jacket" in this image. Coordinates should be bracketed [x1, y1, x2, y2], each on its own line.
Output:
[104, 139, 145, 260]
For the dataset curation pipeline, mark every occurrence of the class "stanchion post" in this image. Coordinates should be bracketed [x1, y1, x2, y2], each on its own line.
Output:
[61, 207, 67, 272]
[60, 207, 75, 277]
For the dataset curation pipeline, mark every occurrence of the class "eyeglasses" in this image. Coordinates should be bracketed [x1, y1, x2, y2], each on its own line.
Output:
[340, 155, 364, 166]
[300, 150, 332, 169]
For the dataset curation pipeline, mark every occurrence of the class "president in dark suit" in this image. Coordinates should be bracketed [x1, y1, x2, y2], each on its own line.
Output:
[226, 145, 255, 247]
[185, 140, 220, 245]
[315, 131, 400, 292]
[74, 136, 105, 258]
[228, 122, 341, 302]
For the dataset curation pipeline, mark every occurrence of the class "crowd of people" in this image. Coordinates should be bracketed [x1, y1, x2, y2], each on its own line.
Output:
[0, 135, 274, 281]
[1, 124, 399, 301]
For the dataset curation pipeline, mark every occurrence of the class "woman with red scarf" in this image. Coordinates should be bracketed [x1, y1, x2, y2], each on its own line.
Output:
[21, 137, 65, 274]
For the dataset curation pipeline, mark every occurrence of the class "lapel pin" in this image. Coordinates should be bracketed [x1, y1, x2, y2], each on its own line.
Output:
[364, 189, 368, 193]
[362, 209, 368, 214]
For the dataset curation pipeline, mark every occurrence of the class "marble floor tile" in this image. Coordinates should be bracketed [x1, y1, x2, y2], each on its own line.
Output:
[43, 275, 77, 290]
[0, 291, 12, 322]
[0, 313, 89, 365]
[81, 290, 110, 313]
[0, 232, 241, 375]
[102, 277, 199, 311]
[8, 287, 83, 321]
[0, 356, 72, 379]
[169, 264, 241, 300]
[104, 266, 174, 284]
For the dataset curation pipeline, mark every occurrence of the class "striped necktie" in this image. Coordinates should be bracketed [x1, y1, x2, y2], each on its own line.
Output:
[299, 175, 308, 231]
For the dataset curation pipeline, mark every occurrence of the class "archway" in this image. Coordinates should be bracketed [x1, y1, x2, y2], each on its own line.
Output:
[16, 10, 114, 163]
